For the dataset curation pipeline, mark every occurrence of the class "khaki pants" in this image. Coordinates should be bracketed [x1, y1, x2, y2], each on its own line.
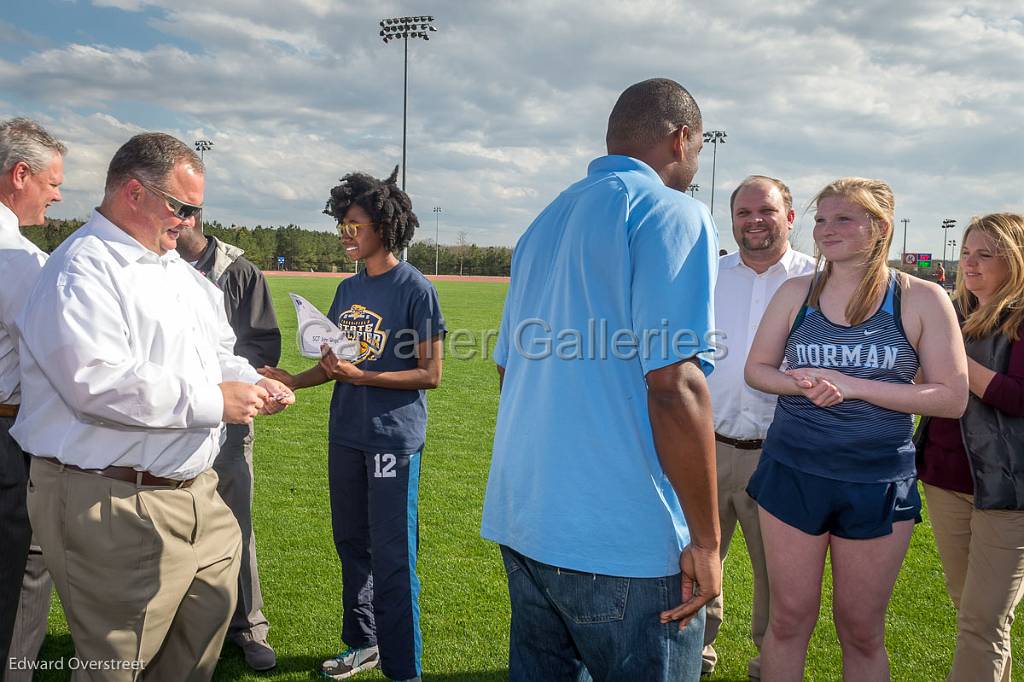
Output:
[27, 457, 242, 682]
[924, 483, 1024, 682]
[702, 441, 769, 680]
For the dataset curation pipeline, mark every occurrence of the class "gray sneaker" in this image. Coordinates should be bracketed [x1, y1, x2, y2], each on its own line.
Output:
[239, 637, 277, 671]
[320, 646, 380, 680]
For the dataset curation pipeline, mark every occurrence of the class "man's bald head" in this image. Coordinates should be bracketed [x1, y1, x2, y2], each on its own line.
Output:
[606, 78, 702, 155]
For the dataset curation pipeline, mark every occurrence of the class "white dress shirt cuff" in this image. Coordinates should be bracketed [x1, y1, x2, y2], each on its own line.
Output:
[192, 383, 226, 428]
[237, 365, 262, 384]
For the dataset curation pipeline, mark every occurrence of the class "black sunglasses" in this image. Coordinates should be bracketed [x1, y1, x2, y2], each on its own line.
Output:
[139, 181, 203, 220]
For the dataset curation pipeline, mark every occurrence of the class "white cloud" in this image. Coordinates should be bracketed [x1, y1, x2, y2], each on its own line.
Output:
[91, 0, 147, 11]
[2, 0, 1021, 250]
[0, 21, 50, 49]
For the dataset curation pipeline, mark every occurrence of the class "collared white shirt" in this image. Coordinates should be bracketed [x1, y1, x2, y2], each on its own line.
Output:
[707, 245, 817, 440]
[0, 202, 47, 405]
[11, 210, 260, 479]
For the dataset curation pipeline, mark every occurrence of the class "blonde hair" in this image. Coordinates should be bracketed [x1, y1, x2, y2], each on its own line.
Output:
[954, 213, 1024, 342]
[808, 177, 897, 326]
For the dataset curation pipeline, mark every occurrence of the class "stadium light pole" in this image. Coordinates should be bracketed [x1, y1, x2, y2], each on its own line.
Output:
[688, 183, 699, 197]
[194, 140, 213, 228]
[433, 206, 442, 276]
[703, 130, 726, 216]
[380, 15, 437, 261]
[901, 218, 910, 264]
[941, 218, 957, 270]
[194, 139, 214, 162]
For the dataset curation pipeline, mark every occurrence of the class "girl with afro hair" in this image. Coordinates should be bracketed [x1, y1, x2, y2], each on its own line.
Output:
[260, 166, 445, 682]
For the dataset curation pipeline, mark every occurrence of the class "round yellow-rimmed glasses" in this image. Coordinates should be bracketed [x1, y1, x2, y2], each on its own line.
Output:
[337, 222, 374, 238]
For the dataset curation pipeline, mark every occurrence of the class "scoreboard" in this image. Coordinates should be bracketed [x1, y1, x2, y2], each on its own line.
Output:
[902, 253, 932, 268]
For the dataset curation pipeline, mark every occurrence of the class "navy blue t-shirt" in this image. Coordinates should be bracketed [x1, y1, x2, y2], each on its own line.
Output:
[326, 262, 445, 454]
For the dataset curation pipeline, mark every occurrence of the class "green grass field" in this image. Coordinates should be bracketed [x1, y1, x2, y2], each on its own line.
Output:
[34, 276, 1021, 681]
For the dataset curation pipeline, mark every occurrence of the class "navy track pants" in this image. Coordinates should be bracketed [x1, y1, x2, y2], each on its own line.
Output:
[328, 444, 422, 681]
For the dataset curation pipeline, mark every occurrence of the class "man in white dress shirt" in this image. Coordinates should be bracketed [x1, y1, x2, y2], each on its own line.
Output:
[12, 132, 293, 681]
[0, 117, 64, 680]
[701, 176, 816, 680]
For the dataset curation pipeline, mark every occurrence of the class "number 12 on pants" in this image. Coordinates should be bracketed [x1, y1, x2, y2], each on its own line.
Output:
[374, 453, 398, 478]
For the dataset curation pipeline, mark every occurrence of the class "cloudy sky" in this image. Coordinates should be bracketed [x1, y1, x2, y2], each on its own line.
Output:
[2, 1, 1021, 255]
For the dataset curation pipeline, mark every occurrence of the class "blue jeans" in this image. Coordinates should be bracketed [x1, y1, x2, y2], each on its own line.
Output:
[500, 545, 705, 682]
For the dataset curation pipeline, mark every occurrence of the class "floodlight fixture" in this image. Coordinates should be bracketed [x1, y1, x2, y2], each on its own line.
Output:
[193, 139, 214, 161]
[941, 218, 957, 270]
[702, 130, 727, 215]
[379, 14, 437, 260]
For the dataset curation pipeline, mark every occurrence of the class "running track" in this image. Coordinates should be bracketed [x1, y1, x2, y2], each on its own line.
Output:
[264, 270, 509, 283]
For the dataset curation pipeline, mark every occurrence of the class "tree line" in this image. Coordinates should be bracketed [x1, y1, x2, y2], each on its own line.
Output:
[23, 219, 513, 277]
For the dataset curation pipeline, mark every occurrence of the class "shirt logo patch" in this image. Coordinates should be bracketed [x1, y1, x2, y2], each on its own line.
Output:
[336, 304, 388, 365]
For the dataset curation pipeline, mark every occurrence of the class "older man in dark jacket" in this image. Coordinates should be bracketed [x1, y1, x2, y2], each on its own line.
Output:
[176, 211, 282, 671]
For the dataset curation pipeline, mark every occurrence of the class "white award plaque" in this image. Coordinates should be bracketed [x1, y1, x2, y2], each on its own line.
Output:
[289, 293, 359, 360]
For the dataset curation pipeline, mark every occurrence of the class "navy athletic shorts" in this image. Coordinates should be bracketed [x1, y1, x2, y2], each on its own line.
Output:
[746, 455, 922, 539]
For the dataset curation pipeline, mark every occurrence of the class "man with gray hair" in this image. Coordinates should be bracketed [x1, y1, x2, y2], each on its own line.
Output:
[0, 116, 64, 677]
[12, 132, 294, 679]
[482, 78, 721, 681]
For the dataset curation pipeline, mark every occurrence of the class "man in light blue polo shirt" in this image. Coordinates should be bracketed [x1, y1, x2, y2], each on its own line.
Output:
[482, 78, 722, 682]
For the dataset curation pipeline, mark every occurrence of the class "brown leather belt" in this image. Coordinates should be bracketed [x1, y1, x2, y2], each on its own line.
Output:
[37, 457, 195, 488]
[0, 404, 18, 418]
[715, 432, 764, 451]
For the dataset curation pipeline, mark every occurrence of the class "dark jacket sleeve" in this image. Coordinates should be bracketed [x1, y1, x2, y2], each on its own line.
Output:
[222, 258, 282, 369]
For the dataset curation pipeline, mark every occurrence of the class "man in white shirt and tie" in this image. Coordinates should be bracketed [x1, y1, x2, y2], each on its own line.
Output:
[12, 132, 294, 680]
[0, 117, 64, 681]
[701, 175, 816, 680]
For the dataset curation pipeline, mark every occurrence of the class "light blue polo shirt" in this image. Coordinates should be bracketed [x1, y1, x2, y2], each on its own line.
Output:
[481, 155, 719, 578]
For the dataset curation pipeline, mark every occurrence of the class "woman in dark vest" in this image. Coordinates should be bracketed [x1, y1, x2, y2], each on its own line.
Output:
[917, 212, 1024, 682]
[744, 177, 969, 681]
